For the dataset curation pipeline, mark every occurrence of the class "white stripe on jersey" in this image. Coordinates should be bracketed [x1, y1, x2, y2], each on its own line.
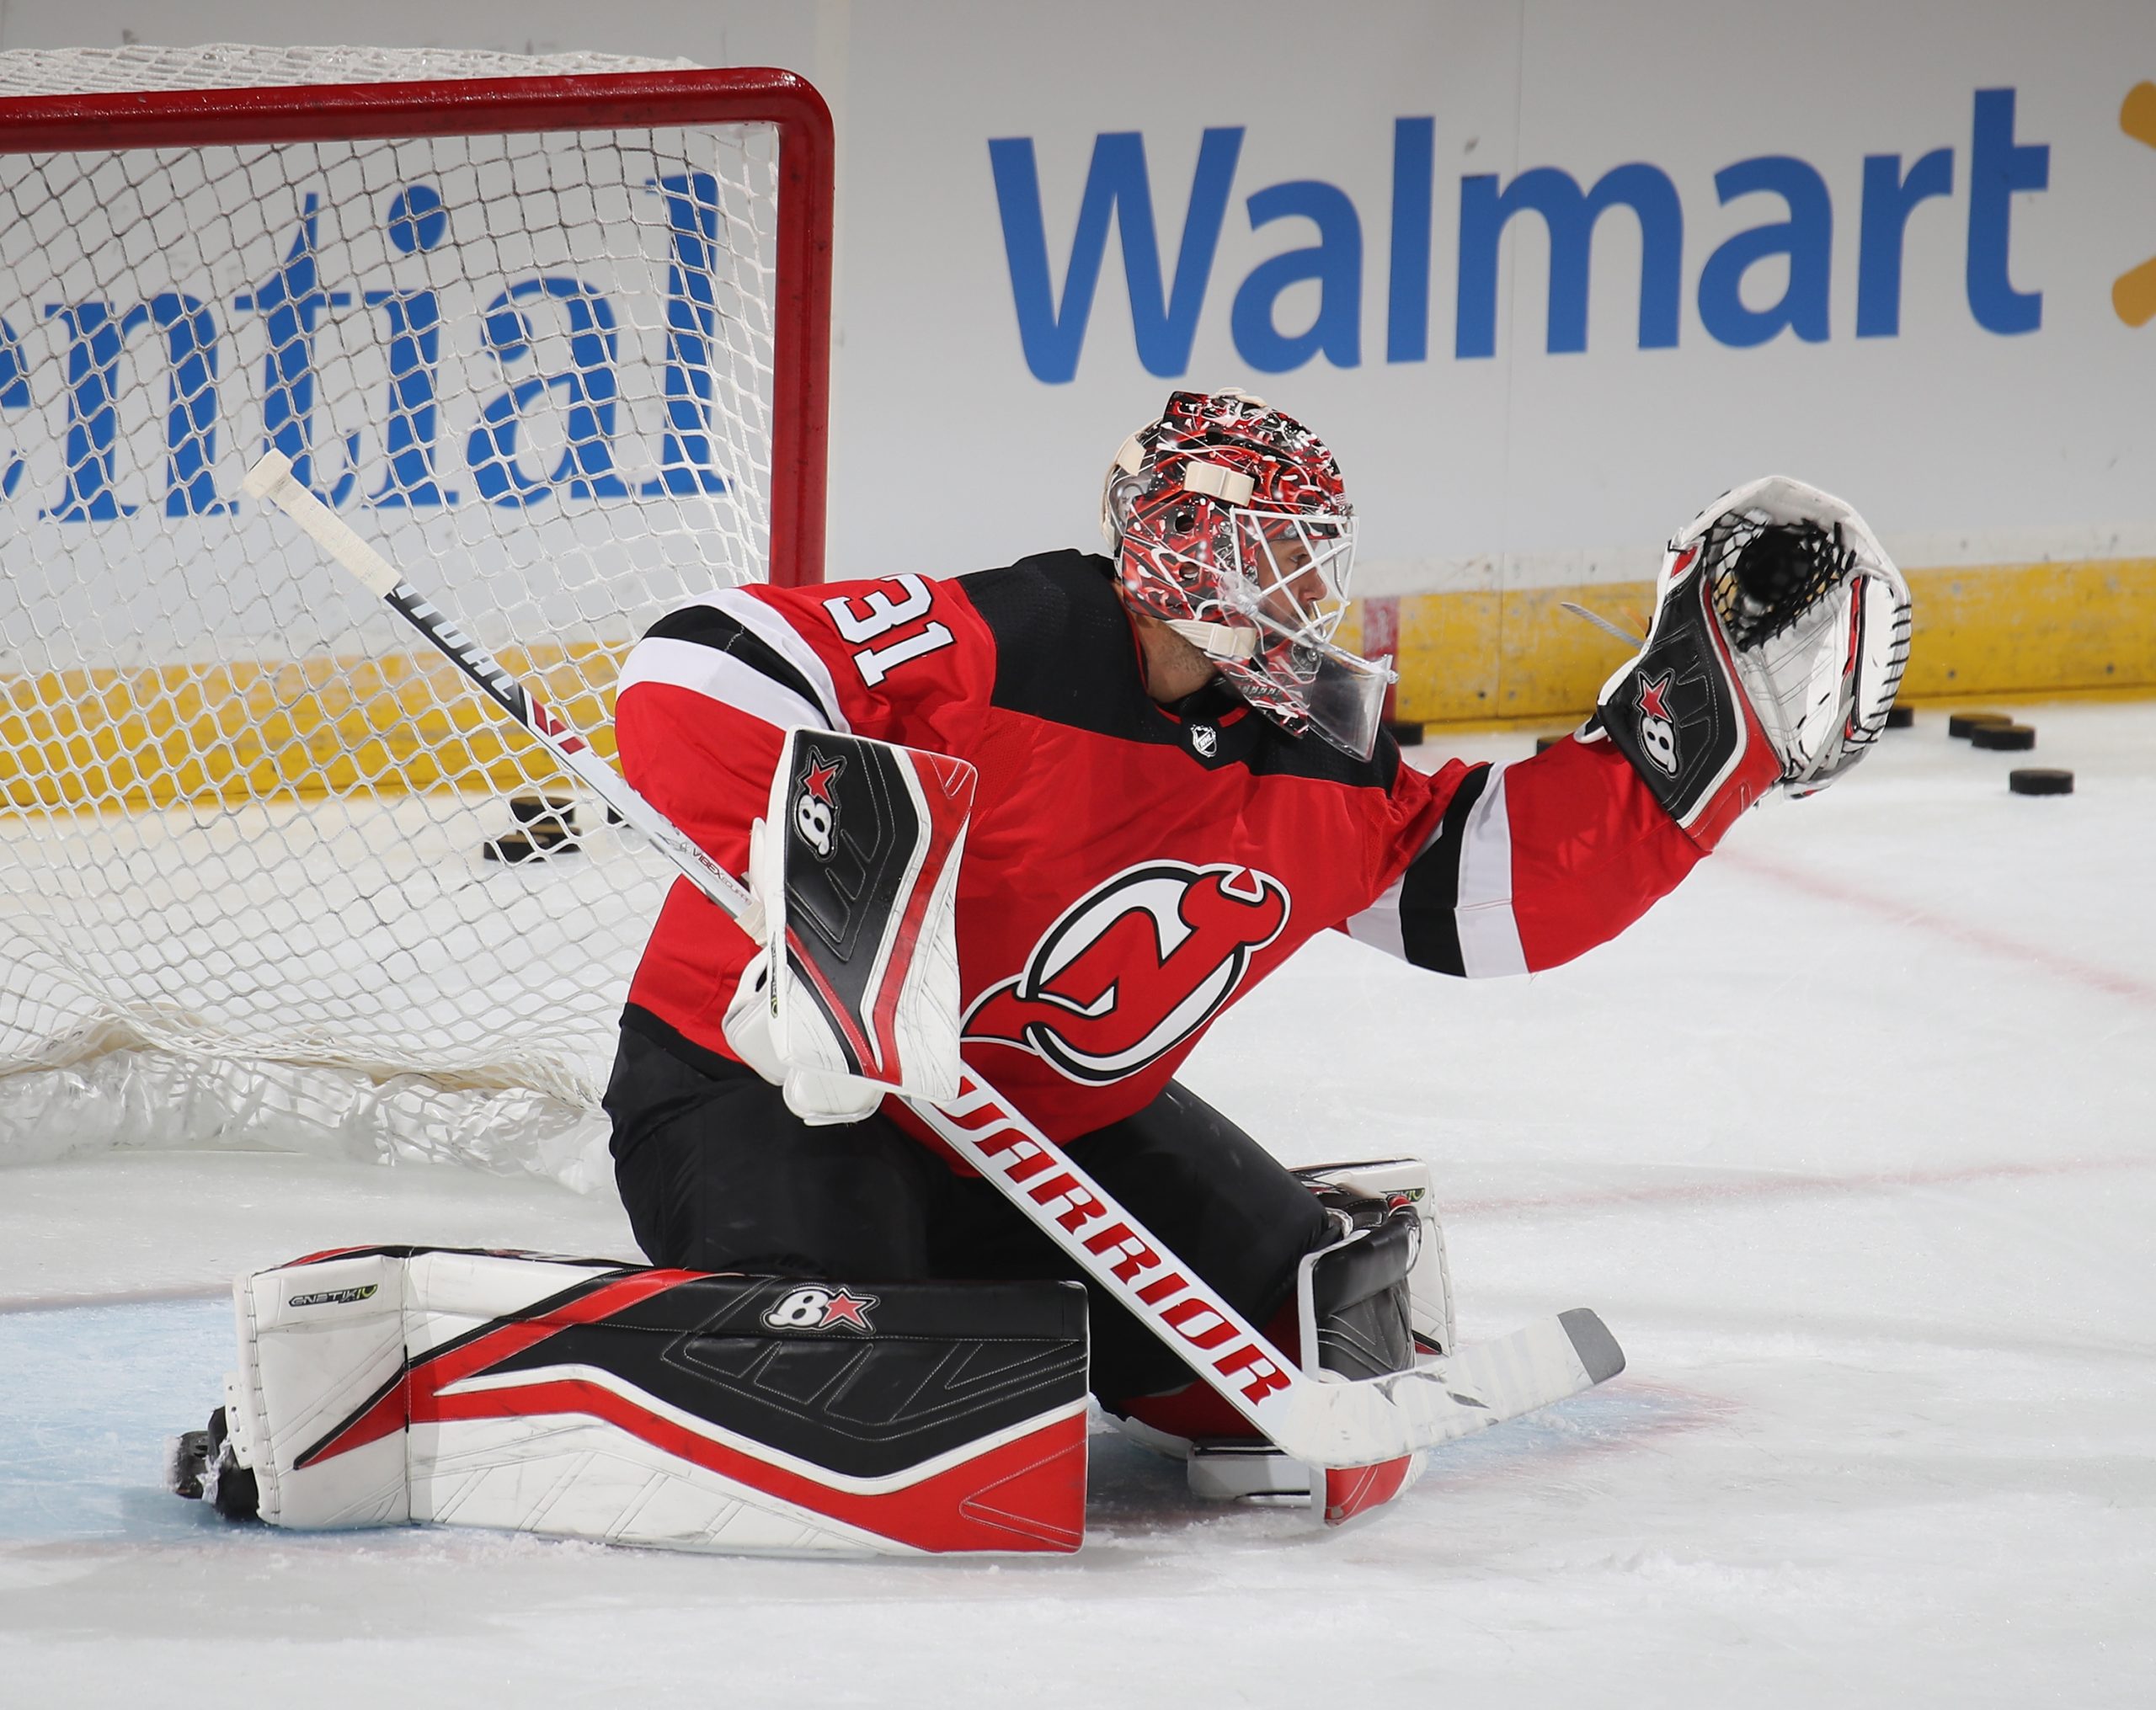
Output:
[706, 587, 851, 732]
[617, 637, 833, 733]
[1454, 764, 1528, 978]
[1342, 764, 1526, 977]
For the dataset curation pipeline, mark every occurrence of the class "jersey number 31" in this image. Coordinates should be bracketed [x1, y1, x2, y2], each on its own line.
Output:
[824, 575, 955, 687]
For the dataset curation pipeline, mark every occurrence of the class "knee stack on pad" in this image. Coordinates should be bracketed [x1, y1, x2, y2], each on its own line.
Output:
[1294, 1157, 1452, 1358]
[1294, 1195, 1420, 1381]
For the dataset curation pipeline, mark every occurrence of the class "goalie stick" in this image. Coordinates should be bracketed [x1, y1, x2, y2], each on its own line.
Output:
[243, 450, 1623, 1479]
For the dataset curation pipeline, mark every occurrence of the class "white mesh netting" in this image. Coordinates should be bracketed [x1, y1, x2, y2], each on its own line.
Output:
[0, 45, 796, 1189]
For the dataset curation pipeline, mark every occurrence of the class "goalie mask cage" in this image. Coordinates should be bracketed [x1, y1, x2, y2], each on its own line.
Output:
[0, 46, 832, 1182]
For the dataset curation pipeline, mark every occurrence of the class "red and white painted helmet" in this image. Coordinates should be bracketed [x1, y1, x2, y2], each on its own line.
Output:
[1100, 388, 1394, 759]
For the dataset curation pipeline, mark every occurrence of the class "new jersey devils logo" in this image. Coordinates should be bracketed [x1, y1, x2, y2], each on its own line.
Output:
[963, 862, 1291, 1084]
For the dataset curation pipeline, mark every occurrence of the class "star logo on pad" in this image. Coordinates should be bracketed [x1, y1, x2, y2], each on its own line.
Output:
[801, 754, 841, 802]
[1636, 673, 1673, 722]
[819, 1288, 878, 1331]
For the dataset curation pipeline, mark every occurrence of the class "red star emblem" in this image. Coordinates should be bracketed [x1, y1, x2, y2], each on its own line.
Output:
[819, 1287, 878, 1331]
[1636, 673, 1673, 722]
[801, 755, 841, 802]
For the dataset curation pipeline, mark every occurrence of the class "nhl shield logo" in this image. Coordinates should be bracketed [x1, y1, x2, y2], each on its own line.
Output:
[963, 861, 1291, 1083]
[1189, 724, 1218, 758]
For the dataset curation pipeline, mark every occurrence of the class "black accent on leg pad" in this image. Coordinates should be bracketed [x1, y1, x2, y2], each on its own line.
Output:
[441, 1275, 1090, 1484]
[1309, 1208, 1418, 1382]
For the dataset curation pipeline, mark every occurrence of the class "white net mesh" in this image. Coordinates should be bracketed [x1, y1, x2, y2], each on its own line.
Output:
[0, 46, 801, 1186]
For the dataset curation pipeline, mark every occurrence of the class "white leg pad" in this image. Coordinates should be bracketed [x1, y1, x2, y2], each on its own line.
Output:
[229, 1249, 417, 1529]
[217, 1249, 1091, 1556]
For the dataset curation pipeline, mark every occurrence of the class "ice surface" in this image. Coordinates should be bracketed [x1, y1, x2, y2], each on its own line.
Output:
[1, 701, 2150, 1707]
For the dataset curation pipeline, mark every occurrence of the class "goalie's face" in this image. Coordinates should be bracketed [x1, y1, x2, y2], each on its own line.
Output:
[1237, 509, 1353, 641]
[1191, 502, 1389, 760]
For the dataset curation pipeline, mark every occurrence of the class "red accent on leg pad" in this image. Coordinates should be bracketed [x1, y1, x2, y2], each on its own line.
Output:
[1323, 1457, 1412, 1526]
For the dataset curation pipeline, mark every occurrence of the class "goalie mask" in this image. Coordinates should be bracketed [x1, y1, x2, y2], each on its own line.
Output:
[1101, 388, 1394, 759]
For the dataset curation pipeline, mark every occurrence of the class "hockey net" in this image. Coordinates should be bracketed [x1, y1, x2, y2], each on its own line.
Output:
[0, 46, 831, 1186]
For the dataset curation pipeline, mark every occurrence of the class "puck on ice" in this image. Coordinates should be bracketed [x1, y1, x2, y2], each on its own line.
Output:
[1947, 711, 2010, 738]
[2009, 768, 2073, 796]
[1885, 704, 1915, 729]
[483, 826, 580, 863]
[1382, 719, 1424, 748]
[1536, 732, 1568, 753]
[1970, 722, 2036, 751]
[510, 795, 577, 838]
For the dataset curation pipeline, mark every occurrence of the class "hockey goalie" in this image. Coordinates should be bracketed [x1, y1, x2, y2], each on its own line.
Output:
[175, 389, 1910, 1555]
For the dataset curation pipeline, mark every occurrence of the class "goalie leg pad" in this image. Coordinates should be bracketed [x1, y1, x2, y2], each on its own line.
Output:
[1298, 1204, 1419, 1381]
[1175, 1203, 1429, 1520]
[1294, 1157, 1453, 1357]
[1294, 1203, 1429, 1526]
[215, 1247, 1089, 1555]
[1127, 1164, 1438, 1521]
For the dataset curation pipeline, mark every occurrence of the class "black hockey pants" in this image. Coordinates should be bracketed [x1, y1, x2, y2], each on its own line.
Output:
[605, 1015, 1332, 1410]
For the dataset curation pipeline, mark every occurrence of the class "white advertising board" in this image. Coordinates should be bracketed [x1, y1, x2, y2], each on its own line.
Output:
[0, 0, 2148, 626]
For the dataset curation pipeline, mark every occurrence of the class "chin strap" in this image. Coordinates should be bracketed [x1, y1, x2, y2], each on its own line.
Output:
[1166, 617, 1258, 661]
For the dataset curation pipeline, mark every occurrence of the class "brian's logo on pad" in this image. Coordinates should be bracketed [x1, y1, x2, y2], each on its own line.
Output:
[963, 861, 1290, 1084]
[1635, 672, 1679, 775]
[762, 1285, 878, 1333]
[791, 745, 846, 859]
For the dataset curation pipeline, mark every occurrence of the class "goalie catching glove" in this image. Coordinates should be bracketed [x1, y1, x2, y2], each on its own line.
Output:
[723, 727, 975, 1124]
[1594, 475, 1912, 850]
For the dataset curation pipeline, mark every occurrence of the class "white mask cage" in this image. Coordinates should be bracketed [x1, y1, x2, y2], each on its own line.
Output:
[1158, 507, 1395, 758]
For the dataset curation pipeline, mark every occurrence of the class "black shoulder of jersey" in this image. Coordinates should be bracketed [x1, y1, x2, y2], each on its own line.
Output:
[958, 550, 1398, 790]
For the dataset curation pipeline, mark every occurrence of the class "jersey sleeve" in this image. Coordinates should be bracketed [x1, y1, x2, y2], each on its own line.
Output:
[612, 573, 995, 880]
[1342, 727, 1705, 977]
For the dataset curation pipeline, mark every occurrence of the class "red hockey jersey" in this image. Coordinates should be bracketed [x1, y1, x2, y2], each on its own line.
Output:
[614, 552, 1704, 1152]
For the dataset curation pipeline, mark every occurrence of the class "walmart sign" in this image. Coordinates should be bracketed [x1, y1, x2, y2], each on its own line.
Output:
[990, 88, 2051, 382]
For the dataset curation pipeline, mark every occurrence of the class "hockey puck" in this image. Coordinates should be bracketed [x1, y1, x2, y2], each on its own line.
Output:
[483, 828, 580, 863]
[1382, 718, 1423, 748]
[1947, 711, 2010, 738]
[1535, 732, 1568, 754]
[510, 794, 577, 837]
[2009, 767, 2073, 796]
[1969, 722, 2036, 751]
[1885, 704, 1915, 729]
